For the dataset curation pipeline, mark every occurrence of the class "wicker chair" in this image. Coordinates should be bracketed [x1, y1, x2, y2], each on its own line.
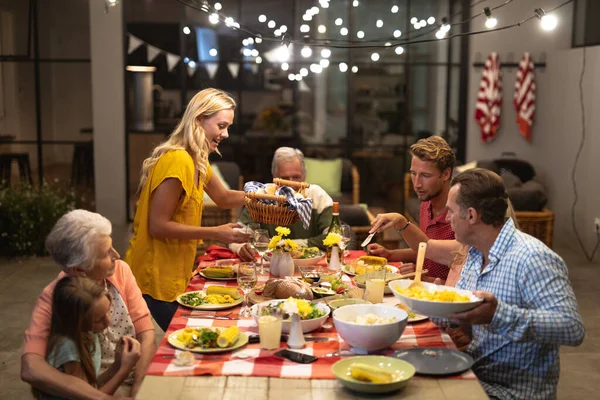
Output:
[403, 173, 555, 248]
[201, 161, 244, 226]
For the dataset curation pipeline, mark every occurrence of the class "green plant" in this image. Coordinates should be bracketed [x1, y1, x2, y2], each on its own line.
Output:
[0, 183, 76, 257]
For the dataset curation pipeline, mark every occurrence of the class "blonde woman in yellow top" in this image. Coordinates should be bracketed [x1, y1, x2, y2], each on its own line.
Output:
[125, 88, 250, 331]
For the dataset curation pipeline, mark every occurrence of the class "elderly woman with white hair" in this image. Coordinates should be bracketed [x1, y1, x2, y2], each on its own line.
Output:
[21, 210, 156, 399]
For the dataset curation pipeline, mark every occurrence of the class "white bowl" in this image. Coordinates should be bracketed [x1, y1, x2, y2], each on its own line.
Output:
[333, 304, 408, 354]
[250, 299, 330, 334]
[389, 280, 483, 317]
[264, 251, 325, 267]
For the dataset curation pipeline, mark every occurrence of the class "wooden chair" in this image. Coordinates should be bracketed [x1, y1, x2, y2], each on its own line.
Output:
[403, 172, 555, 248]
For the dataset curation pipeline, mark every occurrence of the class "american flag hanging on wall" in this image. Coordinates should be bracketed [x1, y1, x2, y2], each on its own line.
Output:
[475, 52, 502, 143]
[513, 52, 536, 142]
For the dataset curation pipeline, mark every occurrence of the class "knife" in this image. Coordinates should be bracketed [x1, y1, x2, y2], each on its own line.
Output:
[361, 232, 376, 248]
[248, 335, 329, 343]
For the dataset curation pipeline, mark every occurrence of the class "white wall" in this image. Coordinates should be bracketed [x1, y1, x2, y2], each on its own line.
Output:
[467, 1, 600, 259]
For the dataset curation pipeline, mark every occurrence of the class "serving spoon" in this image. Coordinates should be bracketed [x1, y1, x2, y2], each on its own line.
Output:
[408, 242, 427, 289]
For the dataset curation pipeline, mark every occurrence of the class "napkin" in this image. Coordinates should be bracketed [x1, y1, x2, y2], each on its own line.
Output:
[196, 245, 239, 263]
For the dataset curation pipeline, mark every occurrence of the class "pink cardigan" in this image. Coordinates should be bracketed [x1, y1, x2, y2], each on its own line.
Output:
[23, 260, 154, 357]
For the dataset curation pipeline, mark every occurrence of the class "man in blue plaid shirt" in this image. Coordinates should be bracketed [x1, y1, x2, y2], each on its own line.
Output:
[441, 168, 585, 399]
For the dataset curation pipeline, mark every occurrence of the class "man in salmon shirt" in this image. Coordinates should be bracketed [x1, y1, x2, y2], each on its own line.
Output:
[367, 136, 456, 281]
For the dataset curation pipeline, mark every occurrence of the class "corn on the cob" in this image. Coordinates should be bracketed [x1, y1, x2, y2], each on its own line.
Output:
[357, 255, 388, 266]
[216, 326, 240, 348]
[202, 266, 234, 278]
[349, 363, 393, 383]
[206, 286, 242, 300]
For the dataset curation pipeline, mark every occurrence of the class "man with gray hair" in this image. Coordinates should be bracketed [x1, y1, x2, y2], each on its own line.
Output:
[232, 147, 335, 261]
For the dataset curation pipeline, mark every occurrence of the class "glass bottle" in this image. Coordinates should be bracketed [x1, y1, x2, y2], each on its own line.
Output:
[326, 202, 344, 264]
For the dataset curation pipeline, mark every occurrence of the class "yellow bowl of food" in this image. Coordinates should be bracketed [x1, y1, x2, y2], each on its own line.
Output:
[389, 280, 483, 317]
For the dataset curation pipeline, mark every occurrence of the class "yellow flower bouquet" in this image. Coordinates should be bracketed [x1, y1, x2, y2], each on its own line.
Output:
[268, 226, 298, 253]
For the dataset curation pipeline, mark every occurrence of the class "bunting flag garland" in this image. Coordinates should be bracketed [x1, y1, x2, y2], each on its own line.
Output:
[127, 35, 144, 54]
[205, 63, 219, 79]
[474, 52, 502, 143]
[146, 45, 162, 63]
[166, 53, 181, 72]
[513, 52, 536, 142]
[227, 63, 240, 78]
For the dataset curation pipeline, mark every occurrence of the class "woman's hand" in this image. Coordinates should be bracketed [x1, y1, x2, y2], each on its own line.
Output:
[366, 243, 391, 259]
[115, 336, 141, 372]
[369, 213, 407, 234]
[213, 223, 252, 244]
[238, 243, 258, 261]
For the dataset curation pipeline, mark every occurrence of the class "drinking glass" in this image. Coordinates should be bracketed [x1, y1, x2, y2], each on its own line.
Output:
[258, 307, 284, 350]
[339, 224, 353, 251]
[237, 262, 257, 317]
[363, 269, 387, 304]
[252, 229, 271, 274]
[298, 264, 323, 285]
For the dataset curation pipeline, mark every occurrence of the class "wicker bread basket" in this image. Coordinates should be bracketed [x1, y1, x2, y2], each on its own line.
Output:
[244, 178, 310, 225]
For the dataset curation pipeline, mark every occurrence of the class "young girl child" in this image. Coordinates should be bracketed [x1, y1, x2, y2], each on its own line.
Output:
[38, 276, 140, 399]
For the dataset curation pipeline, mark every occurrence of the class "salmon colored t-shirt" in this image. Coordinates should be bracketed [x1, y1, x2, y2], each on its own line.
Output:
[125, 150, 213, 302]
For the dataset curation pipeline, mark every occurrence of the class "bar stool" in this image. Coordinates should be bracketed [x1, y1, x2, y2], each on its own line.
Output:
[71, 142, 94, 187]
[0, 153, 33, 186]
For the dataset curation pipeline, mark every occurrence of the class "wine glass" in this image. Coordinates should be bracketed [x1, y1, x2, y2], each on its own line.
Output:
[252, 229, 271, 274]
[237, 262, 257, 317]
[339, 224, 353, 251]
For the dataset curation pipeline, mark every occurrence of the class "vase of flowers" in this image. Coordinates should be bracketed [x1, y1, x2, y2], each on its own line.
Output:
[268, 226, 297, 277]
[323, 232, 343, 272]
[282, 298, 306, 349]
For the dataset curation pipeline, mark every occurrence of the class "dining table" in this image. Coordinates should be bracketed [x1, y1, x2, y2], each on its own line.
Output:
[136, 251, 488, 400]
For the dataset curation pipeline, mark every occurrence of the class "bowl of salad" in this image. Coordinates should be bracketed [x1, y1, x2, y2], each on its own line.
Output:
[250, 298, 330, 333]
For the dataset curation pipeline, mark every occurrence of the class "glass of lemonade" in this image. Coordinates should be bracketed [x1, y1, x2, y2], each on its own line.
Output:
[237, 262, 257, 317]
[364, 269, 386, 304]
[258, 308, 283, 350]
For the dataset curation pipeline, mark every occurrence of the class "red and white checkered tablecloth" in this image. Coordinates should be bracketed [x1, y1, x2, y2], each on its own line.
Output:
[146, 251, 477, 380]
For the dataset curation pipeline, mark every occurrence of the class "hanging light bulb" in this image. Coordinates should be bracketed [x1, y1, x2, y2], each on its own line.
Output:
[385, 42, 391, 47]
[357, 30, 365, 38]
[256, 56, 262, 64]
[391, 5, 399, 13]
[339, 62, 348, 72]
[274, 29, 281, 37]
[321, 48, 331, 58]
[251, 49, 259, 57]
[247, 37, 254, 44]
[258, 14, 267, 23]
[535, 8, 558, 31]
[243, 48, 252, 57]
[419, 19, 426, 27]
[320, 59, 330, 68]
[427, 16, 436, 25]
[435, 29, 446, 39]
[255, 35, 263, 43]
[280, 25, 288, 33]
[410, 17, 417, 24]
[268, 20, 276, 28]
[281, 62, 289, 71]
[301, 46, 312, 58]
[393, 30, 402, 38]
[276, 46, 290, 62]
[295, 74, 302, 81]
[311, 6, 319, 15]
[225, 17, 234, 26]
[395, 46, 404, 55]
[340, 27, 348, 35]
[300, 68, 309, 76]
[376, 20, 383, 28]
[351, 65, 359, 73]
[105, 0, 119, 9]
[484, 7, 498, 29]
[300, 24, 310, 33]
[310, 63, 323, 73]
[353, 1, 359, 7]
[209, 48, 218, 57]
[242, 39, 249, 47]
[183, 26, 191, 35]
[288, 73, 296, 81]
[371, 52, 380, 61]
[318, 25, 327, 33]
[303, 14, 313, 21]
[214, 2, 222, 11]
[335, 18, 343, 26]
[209, 13, 219, 24]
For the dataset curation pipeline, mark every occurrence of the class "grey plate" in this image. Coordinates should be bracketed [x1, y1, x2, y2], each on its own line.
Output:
[391, 348, 474, 376]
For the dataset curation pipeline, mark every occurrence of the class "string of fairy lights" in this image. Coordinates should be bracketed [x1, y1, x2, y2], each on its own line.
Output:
[108, 0, 572, 80]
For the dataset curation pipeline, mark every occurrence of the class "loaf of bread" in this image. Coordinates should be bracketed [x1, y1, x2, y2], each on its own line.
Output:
[262, 277, 314, 300]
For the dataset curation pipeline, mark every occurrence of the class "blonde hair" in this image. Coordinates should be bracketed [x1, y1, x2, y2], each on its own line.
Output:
[137, 88, 236, 195]
[410, 136, 456, 174]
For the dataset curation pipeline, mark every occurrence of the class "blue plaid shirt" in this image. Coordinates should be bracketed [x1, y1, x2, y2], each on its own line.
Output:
[454, 218, 585, 399]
